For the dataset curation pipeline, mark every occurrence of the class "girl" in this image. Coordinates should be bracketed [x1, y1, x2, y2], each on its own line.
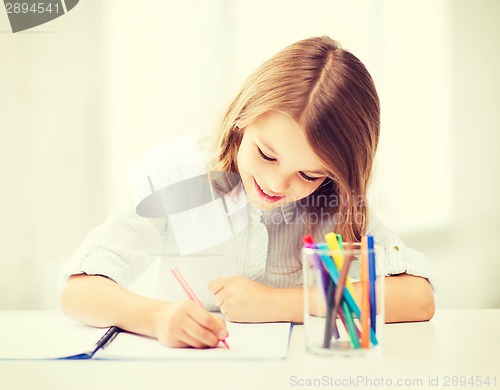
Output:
[60, 36, 435, 349]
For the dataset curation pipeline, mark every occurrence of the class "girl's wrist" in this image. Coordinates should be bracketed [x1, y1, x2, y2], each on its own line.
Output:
[148, 300, 173, 339]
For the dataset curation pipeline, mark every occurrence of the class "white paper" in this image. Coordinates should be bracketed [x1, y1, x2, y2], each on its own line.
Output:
[0, 311, 106, 360]
[97, 322, 291, 360]
[0, 311, 291, 361]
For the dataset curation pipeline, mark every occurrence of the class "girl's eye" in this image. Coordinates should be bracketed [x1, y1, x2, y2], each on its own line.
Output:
[257, 146, 321, 182]
[300, 172, 320, 182]
[257, 147, 276, 162]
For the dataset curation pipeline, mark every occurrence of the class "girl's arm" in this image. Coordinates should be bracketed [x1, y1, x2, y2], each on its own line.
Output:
[209, 274, 434, 323]
[60, 274, 228, 348]
[379, 274, 435, 323]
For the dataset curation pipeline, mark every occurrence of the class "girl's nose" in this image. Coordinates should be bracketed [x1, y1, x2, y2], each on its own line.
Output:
[266, 172, 292, 194]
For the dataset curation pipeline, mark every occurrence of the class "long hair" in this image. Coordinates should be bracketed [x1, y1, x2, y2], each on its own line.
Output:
[215, 36, 380, 242]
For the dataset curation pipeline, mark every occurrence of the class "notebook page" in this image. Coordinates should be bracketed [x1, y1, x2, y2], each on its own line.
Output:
[0, 311, 106, 360]
[96, 322, 291, 360]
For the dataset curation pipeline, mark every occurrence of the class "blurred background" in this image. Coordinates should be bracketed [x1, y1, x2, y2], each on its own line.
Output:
[1, 0, 499, 310]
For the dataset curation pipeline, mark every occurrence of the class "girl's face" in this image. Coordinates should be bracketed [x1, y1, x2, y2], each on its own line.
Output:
[237, 111, 328, 210]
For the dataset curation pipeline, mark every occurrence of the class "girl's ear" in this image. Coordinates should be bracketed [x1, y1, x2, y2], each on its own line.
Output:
[235, 115, 248, 130]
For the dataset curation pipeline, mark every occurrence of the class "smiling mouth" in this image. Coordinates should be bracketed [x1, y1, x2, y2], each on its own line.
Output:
[253, 178, 285, 203]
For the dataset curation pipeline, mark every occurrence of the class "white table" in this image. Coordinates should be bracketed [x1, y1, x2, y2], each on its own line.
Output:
[0, 310, 499, 390]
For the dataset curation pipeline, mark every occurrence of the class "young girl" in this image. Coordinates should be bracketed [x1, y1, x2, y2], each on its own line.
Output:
[60, 36, 435, 349]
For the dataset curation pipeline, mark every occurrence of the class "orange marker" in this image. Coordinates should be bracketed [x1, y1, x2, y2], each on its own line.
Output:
[360, 236, 370, 348]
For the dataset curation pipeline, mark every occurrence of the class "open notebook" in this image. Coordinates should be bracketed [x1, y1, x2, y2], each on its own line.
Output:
[0, 311, 291, 360]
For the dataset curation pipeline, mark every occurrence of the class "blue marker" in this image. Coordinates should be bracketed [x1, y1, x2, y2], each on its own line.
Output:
[367, 235, 377, 333]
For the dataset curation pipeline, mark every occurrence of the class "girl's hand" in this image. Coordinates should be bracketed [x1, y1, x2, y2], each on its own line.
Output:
[153, 300, 228, 348]
[208, 276, 278, 322]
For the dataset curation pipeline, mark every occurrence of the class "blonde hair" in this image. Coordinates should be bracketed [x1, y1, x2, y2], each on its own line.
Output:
[215, 36, 380, 242]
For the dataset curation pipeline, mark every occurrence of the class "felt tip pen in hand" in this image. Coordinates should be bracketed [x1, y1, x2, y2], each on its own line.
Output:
[171, 267, 230, 349]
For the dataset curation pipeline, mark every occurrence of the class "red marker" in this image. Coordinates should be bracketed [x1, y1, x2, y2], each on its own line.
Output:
[302, 235, 315, 247]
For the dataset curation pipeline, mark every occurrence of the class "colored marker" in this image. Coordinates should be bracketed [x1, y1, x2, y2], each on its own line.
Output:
[361, 236, 370, 348]
[325, 233, 359, 302]
[323, 277, 336, 348]
[368, 235, 377, 333]
[302, 236, 329, 297]
[302, 236, 340, 341]
[317, 243, 360, 347]
[342, 299, 360, 349]
[317, 243, 378, 346]
[317, 244, 359, 314]
[328, 243, 352, 344]
[171, 267, 230, 349]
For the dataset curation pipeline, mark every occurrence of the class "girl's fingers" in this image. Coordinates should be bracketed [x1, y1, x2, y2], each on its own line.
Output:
[177, 328, 213, 349]
[173, 303, 227, 348]
[189, 304, 228, 336]
[157, 301, 229, 349]
[182, 315, 224, 348]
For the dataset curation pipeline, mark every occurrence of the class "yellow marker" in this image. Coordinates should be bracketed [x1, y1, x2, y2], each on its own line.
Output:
[325, 232, 359, 302]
